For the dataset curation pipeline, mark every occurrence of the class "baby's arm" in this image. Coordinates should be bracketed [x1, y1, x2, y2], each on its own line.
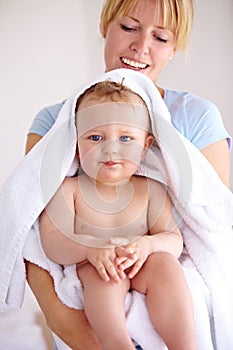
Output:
[40, 178, 124, 282]
[40, 178, 87, 264]
[115, 179, 183, 278]
[146, 179, 183, 257]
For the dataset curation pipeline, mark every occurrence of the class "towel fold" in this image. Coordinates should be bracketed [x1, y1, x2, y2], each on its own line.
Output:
[1, 68, 233, 349]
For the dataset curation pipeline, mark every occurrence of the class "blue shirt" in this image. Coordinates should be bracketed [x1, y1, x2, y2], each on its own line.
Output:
[28, 89, 231, 150]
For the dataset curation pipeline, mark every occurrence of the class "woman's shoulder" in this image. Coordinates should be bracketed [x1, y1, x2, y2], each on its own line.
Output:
[39, 100, 66, 117]
[164, 89, 219, 114]
[164, 89, 230, 149]
[28, 100, 66, 136]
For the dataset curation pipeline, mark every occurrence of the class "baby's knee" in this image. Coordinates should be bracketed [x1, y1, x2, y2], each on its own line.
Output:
[131, 252, 181, 293]
[146, 252, 182, 278]
[148, 251, 179, 268]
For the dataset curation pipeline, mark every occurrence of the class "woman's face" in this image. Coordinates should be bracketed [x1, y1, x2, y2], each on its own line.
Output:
[104, 0, 176, 83]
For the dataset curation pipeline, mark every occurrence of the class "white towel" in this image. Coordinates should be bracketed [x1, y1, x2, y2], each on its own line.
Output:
[1, 68, 233, 350]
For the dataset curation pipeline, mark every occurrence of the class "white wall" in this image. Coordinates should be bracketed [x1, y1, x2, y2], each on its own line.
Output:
[1, 0, 232, 186]
[0, 0, 104, 185]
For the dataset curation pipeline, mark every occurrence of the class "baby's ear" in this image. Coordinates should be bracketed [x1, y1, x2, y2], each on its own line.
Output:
[145, 134, 154, 149]
[142, 134, 154, 159]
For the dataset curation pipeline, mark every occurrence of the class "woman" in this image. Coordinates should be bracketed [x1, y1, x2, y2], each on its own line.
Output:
[25, 0, 231, 349]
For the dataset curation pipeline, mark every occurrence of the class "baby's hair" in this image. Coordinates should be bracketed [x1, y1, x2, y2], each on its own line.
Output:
[75, 79, 146, 112]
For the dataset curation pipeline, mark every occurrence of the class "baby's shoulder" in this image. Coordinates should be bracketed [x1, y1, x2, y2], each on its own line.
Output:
[61, 176, 78, 194]
[133, 175, 166, 193]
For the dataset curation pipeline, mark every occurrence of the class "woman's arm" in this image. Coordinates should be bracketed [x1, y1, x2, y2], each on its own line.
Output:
[200, 139, 230, 188]
[26, 261, 101, 350]
[25, 133, 43, 154]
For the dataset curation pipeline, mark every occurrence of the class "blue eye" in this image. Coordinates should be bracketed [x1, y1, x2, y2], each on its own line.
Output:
[120, 135, 132, 142]
[90, 135, 103, 141]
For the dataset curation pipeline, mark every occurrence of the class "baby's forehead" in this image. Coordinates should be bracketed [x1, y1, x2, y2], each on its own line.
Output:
[76, 102, 150, 136]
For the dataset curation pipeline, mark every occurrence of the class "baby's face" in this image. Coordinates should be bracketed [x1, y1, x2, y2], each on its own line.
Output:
[76, 98, 153, 184]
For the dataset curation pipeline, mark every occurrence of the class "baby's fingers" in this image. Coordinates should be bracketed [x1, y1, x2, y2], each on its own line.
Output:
[115, 256, 127, 266]
[127, 259, 144, 279]
[104, 262, 125, 283]
[95, 262, 111, 282]
[118, 255, 138, 271]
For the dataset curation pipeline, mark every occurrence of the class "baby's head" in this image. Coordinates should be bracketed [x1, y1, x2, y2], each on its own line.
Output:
[75, 78, 154, 138]
[75, 79, 154, 183]
[76, 79, 147, 112]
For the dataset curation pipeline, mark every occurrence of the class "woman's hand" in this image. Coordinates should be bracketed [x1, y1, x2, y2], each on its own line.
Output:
[86, 247, 126, 283]
[115, 236, 152, 279]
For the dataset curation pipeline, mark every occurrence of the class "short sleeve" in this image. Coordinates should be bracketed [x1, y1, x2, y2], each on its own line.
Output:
[165, 90, 232, 150]
[28, 101, 65, 136]
[185, 99, 231, 150]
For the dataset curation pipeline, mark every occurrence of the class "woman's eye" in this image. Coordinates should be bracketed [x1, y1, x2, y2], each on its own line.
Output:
[120, 135, 132, 142]
[153, 34, 168, 43]
[120, 24, 135, 32]
[90, 135, 103, 141]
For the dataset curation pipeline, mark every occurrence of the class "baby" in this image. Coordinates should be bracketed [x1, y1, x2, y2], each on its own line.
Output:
[40, 79, 196, 350]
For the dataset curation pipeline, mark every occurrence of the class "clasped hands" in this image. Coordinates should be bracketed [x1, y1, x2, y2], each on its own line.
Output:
[85, 236, 152, 283]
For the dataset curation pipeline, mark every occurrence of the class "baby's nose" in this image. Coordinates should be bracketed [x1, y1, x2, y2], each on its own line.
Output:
[102, 139, 120, 155]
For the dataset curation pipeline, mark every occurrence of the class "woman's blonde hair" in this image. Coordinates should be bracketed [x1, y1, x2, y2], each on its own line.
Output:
[100, 0, 194, 50]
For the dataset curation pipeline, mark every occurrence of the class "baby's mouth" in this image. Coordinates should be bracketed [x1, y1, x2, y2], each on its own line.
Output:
[104, 161, 118, 166]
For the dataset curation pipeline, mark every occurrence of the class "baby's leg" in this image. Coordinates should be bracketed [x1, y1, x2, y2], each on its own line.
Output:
[131, 252, 197, 350]
[77, 263, 135, 350]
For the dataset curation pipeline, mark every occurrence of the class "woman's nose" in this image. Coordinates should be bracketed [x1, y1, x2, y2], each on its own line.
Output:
[129, 33, 150, 55]
[102, 140, 120, 155]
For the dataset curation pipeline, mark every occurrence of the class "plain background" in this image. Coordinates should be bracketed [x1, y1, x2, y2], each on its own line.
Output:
[0, 1, 232, 349]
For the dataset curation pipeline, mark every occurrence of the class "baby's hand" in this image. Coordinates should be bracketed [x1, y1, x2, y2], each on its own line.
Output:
[115, 236, 152, 279]
[86, 247, 126, 283]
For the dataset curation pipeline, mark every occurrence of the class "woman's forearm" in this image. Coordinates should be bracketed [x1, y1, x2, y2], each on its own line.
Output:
[25, 260, 101, 350]
[200, 139, 230, 187]
[25, 133, 42, 154]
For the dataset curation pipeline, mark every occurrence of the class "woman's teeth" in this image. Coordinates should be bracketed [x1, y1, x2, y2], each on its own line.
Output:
[121, 57, 148, 69]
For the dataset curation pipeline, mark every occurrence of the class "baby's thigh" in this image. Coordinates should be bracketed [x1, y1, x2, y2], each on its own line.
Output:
[77, 262, 100, 287]
[77, 262, 130, 294]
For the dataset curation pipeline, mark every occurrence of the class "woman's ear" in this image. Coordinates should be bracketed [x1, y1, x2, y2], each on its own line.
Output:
[168, 48, 177, 61]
